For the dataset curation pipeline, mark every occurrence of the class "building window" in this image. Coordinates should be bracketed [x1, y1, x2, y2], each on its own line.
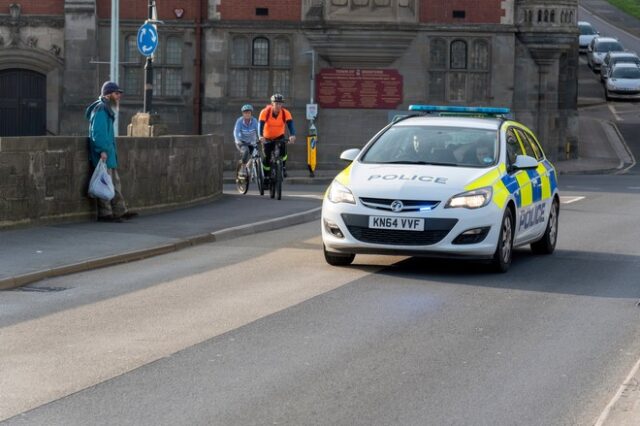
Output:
[122, 34, 183, 99]
[123, 35, 142, 95]
[229, 35, 292, 100]
[428, 37, 491, 103]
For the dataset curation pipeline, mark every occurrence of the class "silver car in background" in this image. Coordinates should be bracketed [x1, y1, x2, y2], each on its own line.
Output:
[587, 37, 624, 71]
[601, 51, 640, 82]
[578, 21, 598, 53]
[605, 63, 640, 101]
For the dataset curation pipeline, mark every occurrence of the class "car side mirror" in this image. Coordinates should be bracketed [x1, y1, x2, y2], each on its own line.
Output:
[340, 148, 360, 162]
[513, 155, 538, 170]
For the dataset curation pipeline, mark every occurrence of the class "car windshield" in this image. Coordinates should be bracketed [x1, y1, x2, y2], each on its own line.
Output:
[579, 24, 596, 35]
[361, 125, 498, 168]
[596, 42, 624, 53]
[611, 67, 640, 79]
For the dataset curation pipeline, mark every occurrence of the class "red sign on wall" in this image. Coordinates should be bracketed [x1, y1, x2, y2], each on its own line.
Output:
[316, 69, 403, 109]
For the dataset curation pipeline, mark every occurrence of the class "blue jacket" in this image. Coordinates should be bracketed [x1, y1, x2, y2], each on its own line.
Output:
[85, 97, 118, 169]
[233, 116, 259, 145]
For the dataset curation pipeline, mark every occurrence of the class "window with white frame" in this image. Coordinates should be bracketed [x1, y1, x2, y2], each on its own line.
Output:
[123, 34, 183, 98]
[428, 37, 491, 103]
[229, 34, 292, 100]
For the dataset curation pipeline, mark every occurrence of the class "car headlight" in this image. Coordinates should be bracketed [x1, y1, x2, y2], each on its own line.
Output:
[445, 187, 492, 209]
[327, 180, 356, 204]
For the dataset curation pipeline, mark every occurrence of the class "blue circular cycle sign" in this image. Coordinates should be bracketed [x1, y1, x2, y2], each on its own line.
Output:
[137, 22, 158, 57]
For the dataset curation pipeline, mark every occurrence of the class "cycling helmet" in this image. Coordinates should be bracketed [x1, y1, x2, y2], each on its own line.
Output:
[270, 93, 285, 103]
[241, 104, 253, 112]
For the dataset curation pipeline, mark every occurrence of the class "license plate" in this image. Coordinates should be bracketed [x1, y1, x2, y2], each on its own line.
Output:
[369, 216, 424, 231]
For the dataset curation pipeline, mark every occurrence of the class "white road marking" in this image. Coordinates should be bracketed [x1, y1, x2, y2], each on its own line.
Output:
[560, 196, 586, 204]
[608, 104, 623, 122]
[593, 356, 640, 426]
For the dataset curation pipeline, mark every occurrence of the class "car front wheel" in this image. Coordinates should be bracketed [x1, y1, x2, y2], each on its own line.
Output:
[323, 244, 355, 266]
[492, 209, 514, 273]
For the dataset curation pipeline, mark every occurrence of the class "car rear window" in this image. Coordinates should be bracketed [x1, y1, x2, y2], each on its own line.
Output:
[579, 24, 596, 35]
[596, 42, 624, 53]
[611, 67, 640, 79]
[361, 125, 498, 168]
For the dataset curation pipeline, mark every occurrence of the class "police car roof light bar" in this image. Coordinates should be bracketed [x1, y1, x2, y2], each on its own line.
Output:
[408, 105, 511, 116]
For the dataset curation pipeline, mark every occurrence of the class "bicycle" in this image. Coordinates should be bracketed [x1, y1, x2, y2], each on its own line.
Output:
[265, 138, 289, 200]
[235, 145, 265, 195]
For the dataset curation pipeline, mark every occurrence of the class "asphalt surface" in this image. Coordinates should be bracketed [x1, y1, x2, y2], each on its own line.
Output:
[2, 183, 640, 425]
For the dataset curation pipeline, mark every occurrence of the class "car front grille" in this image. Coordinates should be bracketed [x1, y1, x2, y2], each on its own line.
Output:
[359, 197, 440, 212]
[341, 214, 457, 246]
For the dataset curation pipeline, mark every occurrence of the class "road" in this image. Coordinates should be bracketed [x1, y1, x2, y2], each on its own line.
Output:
[1, 176, 640, 425]
[579, 6, 640, 174]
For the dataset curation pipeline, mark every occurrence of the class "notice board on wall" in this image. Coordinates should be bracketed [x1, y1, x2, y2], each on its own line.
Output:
[316, 69, 403, 109]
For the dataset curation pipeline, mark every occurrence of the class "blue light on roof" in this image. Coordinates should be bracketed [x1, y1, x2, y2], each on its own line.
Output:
[408, 105, 511, 115]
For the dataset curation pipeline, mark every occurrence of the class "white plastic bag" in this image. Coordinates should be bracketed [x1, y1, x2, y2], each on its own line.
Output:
[88, 159, 115, 201]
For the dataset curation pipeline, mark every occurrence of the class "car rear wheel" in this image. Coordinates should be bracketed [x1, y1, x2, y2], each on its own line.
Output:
[491, 209, 514, 273]
[531, 198, 559, 255]
[323, 244, 355, 266]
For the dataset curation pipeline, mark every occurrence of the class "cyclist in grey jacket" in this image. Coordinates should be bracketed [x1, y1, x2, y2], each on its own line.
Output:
[233, 104, 260, 176]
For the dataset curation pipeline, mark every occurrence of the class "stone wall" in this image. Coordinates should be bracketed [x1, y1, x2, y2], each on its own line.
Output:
[0, 135, 223, 229]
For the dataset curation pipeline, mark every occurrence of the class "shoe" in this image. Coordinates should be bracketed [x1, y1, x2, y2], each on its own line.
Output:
[121, 211, 138, 220]
[97, 215, 123, 223]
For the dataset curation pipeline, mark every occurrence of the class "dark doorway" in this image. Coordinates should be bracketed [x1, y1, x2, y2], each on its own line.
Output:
[0, 69, 47, 136]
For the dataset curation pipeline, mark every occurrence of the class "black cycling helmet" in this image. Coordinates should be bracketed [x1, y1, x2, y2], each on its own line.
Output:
[270, 93, 285, 103]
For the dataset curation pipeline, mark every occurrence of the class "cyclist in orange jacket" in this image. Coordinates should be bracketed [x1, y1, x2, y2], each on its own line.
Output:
[259, 93, 296, 177]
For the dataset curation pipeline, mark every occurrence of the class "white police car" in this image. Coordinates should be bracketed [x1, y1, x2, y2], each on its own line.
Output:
[321, 105, 560, 272]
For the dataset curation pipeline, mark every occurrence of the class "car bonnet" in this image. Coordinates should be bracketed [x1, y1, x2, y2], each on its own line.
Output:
[335, 162, 500, 202]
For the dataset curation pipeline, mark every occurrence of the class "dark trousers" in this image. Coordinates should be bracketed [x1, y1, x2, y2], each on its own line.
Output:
[262, 137, 287, 171]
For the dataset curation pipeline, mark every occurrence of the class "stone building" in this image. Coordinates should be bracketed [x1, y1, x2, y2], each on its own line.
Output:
[0, 0, 578, 168]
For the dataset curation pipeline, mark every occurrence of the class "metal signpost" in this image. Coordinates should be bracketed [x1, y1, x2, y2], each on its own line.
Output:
[137, 19, 158, 113]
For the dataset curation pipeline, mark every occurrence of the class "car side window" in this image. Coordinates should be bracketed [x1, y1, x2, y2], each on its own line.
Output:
[514, 128, 538, 160]
[521, 130, 544, 161]
[505, 128, 523, 167]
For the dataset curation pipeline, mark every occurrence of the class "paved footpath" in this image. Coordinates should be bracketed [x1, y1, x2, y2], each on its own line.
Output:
[0, 192, 321, 290]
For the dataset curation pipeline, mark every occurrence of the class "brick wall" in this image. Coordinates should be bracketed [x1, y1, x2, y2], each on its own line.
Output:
[0, 0, 63, 15]
[420, 0, 504, 24]
[96, 0, 202, 20]
[219, 0, 301, 21]
[0, 135, 223, 229]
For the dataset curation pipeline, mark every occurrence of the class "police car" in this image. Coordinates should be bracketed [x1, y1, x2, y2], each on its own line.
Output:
[321, 105, 560, 272]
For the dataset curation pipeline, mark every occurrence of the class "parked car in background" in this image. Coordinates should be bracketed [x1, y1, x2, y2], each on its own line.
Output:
[578, 21, 599, 53]
[588, 37, 625, 71]
[605, 63, 640, 100]
[600, 51, 640, 82]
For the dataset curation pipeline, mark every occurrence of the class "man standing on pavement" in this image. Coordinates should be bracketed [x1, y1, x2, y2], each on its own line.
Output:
[85, 81, 138, 223]
[259, 93, 296, 177]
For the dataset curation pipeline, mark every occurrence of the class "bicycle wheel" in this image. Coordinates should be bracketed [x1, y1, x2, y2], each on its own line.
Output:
[255, 159, 264, 196]
[276, 160, 283, 200]
[236, 161, 248, 194]
[269, 159, 276, 199]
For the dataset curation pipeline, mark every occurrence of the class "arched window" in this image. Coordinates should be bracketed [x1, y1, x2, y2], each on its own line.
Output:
[229, 35, 292, 99]
[538, 10, 542, 22]
[428, 38, 491, 103]
[450, 40, 467, 69]
[253, 37, 269, 66]
[550, 10, 555, 22]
